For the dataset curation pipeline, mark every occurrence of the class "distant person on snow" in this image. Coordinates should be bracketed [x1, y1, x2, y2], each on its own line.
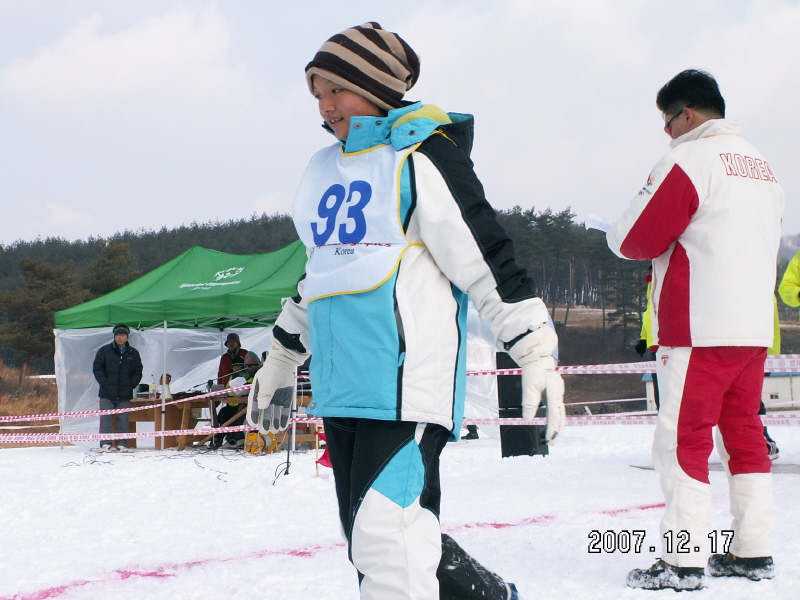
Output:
[92, 324, 143, 452]
[635, 266, 660, 409]
[778, 249, 800, 315]
[608, 69, 784, 591]
[246, 22, 564, 600]
[762, 296, 781, 460]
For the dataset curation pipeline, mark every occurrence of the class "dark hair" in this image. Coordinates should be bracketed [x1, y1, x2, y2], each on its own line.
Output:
[656, 69, 725, 118]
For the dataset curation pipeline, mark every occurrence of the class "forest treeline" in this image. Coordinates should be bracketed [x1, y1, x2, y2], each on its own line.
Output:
[1, 208, 798, 372]
[0, 213, 300, 291]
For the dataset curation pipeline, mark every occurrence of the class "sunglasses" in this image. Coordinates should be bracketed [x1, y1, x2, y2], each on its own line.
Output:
[664, 108, 687, 134]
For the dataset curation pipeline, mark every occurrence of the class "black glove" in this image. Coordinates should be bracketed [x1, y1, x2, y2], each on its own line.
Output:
[634, 339, 648, 357]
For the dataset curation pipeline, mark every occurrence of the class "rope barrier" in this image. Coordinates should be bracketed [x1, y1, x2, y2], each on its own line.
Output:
[1, 413, 798, 444]
[3, 356, 798, 431]
[565, 397, 649, 407]
[0, 384, 251, 424]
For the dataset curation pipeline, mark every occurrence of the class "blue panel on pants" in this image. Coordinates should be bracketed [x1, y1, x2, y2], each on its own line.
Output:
[371, 439, 425, 508]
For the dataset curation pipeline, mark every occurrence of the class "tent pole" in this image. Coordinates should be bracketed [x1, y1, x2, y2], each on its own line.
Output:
[161, 320, 167, 449]
[284, 371, 298, 475]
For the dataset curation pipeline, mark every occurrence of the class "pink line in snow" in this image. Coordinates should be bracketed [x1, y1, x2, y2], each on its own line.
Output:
[446, 502, 664, 533]
[3, 503, 665, 600]
[1, 543, 344, 600]
[598, 503, 665, 517]
[454, 514, 558, 530]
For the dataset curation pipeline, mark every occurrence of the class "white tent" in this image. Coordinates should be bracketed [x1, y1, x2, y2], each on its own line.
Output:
[52, 242, 309, 447]
[55, 306, 501, 448]
[54, 326, 275, 447]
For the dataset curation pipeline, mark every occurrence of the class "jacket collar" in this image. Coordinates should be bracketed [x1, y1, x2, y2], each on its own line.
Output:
[669, 118, 741, 149]
[320, 102, 472, 154]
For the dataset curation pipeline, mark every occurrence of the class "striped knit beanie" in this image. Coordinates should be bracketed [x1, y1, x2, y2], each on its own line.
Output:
[305, 22, 420, 112]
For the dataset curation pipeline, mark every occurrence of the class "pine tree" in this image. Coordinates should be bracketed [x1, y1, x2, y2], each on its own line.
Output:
[605, 260, 649, 350]
[0, 258, 90, 374]
[84, 240, 142, 297]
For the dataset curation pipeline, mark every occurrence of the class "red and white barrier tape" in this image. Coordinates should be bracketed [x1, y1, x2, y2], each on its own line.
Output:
[566, 397, 650, 407]
[764, 355, 800, 371]
[0, 423, 253, 444]
[469, 363, 652, 376]
[764, 400, 800, 409]
[0, 384, 251, 424]
[568, 397, 799, 409]
[462, 414, 799, 427]
[469, 355, 800, 376]
[2, 412, 798, 444]
[4, 355, 799, 426]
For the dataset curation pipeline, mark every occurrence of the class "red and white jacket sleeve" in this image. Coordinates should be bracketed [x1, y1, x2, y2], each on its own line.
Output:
[607, 157, 699, 260]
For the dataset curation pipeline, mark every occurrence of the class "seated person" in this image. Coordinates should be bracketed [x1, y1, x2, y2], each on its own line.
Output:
[218, 333, 247, 385]
[211, 352, 260, 449]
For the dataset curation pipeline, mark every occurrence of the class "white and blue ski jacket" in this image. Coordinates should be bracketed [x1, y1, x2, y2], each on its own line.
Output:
[273, 102, 552, 435]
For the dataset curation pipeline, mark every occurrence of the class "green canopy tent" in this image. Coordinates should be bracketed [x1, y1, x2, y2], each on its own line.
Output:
[54, 241, 307, 443]
[55, 240, 307, 330]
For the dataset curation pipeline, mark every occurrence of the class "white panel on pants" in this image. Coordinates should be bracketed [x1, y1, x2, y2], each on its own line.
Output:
[653, 347, 711, 567]
[351, 423, 442, 600]
[714, 428, 774, 558]
[352, 492, 441, 600]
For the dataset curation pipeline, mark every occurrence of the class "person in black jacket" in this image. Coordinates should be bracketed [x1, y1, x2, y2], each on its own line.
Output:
[92, 324, 143, 451]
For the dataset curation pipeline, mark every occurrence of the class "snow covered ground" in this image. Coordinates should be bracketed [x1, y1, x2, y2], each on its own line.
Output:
[1, 422, 798, 600]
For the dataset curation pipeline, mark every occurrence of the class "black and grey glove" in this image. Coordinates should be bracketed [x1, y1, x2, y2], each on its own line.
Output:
[246, 342, 300, 434]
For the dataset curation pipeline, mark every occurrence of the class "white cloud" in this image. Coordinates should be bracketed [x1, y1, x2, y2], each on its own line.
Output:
[0, 6, 257, 119]
[44, 202, 101, 237]
[683, 1, 800, 234]
[1, 1, 798, 246]
[247, 187, 288, 215]
[395, 0, 800, 232]
[392, 0, 669, 225]
[682, 2, 800, 116]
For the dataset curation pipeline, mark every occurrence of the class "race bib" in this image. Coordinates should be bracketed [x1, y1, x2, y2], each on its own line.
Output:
[293, 143, 417, 301]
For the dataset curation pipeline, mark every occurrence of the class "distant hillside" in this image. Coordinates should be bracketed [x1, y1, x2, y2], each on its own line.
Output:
[3, 210, 797, 293]
[1, 208, 798, 374]
[0, 213, 299, 292]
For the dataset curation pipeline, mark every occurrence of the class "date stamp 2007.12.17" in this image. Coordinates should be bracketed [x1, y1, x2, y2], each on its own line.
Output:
[588, 530, 734, 554]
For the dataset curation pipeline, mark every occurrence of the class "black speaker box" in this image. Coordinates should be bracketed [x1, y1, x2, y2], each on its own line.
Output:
[496, 352, 549, 457]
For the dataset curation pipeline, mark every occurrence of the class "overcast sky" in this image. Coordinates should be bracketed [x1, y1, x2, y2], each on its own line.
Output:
[1, 0, 798, 247]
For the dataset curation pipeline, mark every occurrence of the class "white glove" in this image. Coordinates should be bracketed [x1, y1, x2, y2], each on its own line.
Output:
[507, 326, 565, 443]
[246, 344, 297, 434]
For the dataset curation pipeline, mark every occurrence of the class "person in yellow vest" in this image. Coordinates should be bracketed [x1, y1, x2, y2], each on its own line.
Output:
[635, 268, 659, 408]
[760, 296, 780, 460]
[777, 249, 800, 459]
[211, 352, 260, 449]
[778, 249, 800, 310]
